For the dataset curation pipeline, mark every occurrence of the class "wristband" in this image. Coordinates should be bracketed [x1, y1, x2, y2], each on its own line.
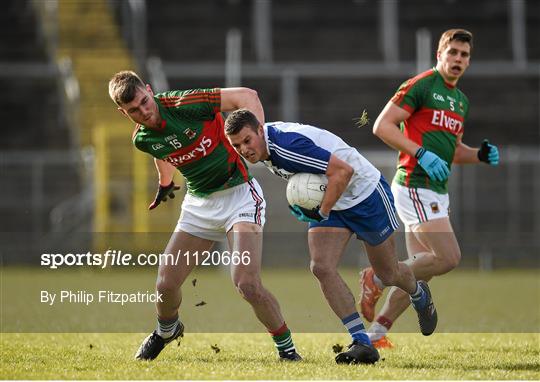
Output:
[415, 147, 426, 159]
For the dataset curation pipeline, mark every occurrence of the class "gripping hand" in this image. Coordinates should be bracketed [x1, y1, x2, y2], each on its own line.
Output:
[477, 139, 499, 166]
[149, 181, 181, 210]
[415, 147, 450, 182]
[289, 205, 329, 223]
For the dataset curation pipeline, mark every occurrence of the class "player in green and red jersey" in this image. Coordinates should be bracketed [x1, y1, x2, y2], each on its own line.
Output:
[108, 71, 301, 362]
[357, 29, 500, 348]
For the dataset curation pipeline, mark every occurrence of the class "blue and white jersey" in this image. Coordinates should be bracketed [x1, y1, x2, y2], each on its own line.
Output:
[263, 122, 381, 210]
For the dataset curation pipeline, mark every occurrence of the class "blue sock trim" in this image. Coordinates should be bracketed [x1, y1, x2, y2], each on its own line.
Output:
[341, 312, 371, 345]
[341, 312, 360, 325]
[410, 282, 427, 309]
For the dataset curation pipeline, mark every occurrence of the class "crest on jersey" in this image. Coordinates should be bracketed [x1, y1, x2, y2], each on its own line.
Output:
[265, 163, 294, 180]
[430, 202, 440, 214]
[183, 128, 197, 139]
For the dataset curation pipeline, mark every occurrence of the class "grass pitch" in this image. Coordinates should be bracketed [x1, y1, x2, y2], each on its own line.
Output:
[1, 333, 538, 379]
[1, 267, 539, 379]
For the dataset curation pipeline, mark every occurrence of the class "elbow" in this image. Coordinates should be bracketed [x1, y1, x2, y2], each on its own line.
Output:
[240, 87, 260, 105]
[372, 118, 383, 138]
[343, 165, 354, 184]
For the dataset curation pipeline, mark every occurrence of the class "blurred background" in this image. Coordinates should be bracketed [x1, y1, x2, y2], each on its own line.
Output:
[0, 0, 539, 269]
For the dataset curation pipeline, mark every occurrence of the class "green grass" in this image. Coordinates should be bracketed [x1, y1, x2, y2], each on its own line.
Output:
[1, 333, 539, 379]
[1, 268, 539, 332]
[1, 267, 539, 379]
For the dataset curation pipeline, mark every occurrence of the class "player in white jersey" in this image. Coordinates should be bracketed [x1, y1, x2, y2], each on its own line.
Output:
[224, 109, 438, 365]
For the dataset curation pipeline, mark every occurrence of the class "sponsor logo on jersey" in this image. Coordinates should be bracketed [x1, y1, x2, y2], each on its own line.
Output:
[238, 212, 254, 218]
[430, 202, 440, 213]
[183, 128, 197, 139]
[165, 136, 213, 166]
[151, 143, 165, 150]
[431, 110, 463, 133]
[164, 134, 178, 142]
[433, 93, 445, 102]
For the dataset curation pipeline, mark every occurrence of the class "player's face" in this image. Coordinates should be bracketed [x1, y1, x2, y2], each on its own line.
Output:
[436, 40, 471, 84]
[118, 85, 161, 128]
[227, 125, 268, 163]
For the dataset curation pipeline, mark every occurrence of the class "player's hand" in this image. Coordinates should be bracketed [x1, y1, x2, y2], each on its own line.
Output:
[149, 181, 181, 210]
[477, 139, 499, 166]
[415, 147, 450, 182]
[289, 205, 328, 223]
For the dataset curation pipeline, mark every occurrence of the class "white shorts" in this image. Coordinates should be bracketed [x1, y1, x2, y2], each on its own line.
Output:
[175, 179, 266, 242]
[391, 182, 450, 227]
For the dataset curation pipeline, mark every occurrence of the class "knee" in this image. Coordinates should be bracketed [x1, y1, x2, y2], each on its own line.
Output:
[235, 279, 264, 303]
[374, 267, 399, 287]
[156, 275, 179, 295]
[309, 260, 335, 280]
[438, 249, 461, 274]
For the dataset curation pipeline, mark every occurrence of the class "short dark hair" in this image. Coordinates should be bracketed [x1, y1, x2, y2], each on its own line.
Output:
[438, 28, 473, 52]
[109, 70, 146, 106]
[224, 109, 260, 135]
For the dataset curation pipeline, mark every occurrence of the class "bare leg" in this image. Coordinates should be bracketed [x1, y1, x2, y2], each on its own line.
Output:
[308, 227, 380, 365]
[408, 217, 461, 278]
[308, 227, 356, 318]
[374, 217, 460, 324]
[156, 231, 214, 320]
[135, 231, 216, 361]
[375, 228, 431, 322]
[364, 232, 417, 294]
[227, 222, 284, 330]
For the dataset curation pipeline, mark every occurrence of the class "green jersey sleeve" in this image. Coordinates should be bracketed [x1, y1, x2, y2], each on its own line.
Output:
[390, 69, 435, 114]
[156, 88, 221, 121]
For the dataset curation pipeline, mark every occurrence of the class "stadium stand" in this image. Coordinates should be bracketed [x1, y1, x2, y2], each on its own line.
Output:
[146, 0, 256, 62]
[2, 0, 537, 265]
[0, 0, 78, 234]
[139, 0, 539, 266]
[0, 1, 68, 149]
[146, 0, 539, 147]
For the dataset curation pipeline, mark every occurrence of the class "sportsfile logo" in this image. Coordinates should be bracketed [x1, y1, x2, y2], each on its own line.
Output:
[431, 110, 463, 133]
[166, 136, 213, 166]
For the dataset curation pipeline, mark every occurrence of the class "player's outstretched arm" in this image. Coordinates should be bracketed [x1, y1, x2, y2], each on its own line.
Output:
[373, 101, 419, 156]
[221, 87, 265, 125]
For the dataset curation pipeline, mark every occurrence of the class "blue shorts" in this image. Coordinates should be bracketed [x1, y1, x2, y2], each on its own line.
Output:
[309, 176, 400, 246]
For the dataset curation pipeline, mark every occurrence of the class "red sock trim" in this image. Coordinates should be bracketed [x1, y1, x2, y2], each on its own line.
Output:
[376, 315, 393, 330]
[268, 322, 288, 336]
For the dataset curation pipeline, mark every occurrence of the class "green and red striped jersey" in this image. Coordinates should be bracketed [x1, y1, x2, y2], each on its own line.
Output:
[132, 88, 251, 197]
[391, 68, 469, 193]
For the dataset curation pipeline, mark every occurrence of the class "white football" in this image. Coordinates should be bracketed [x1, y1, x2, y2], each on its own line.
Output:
[286, 173, 328, 210]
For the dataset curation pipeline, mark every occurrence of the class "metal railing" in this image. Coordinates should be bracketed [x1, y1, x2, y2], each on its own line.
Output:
[113, 0, 147, 73]
[0, 150, 95, 234]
